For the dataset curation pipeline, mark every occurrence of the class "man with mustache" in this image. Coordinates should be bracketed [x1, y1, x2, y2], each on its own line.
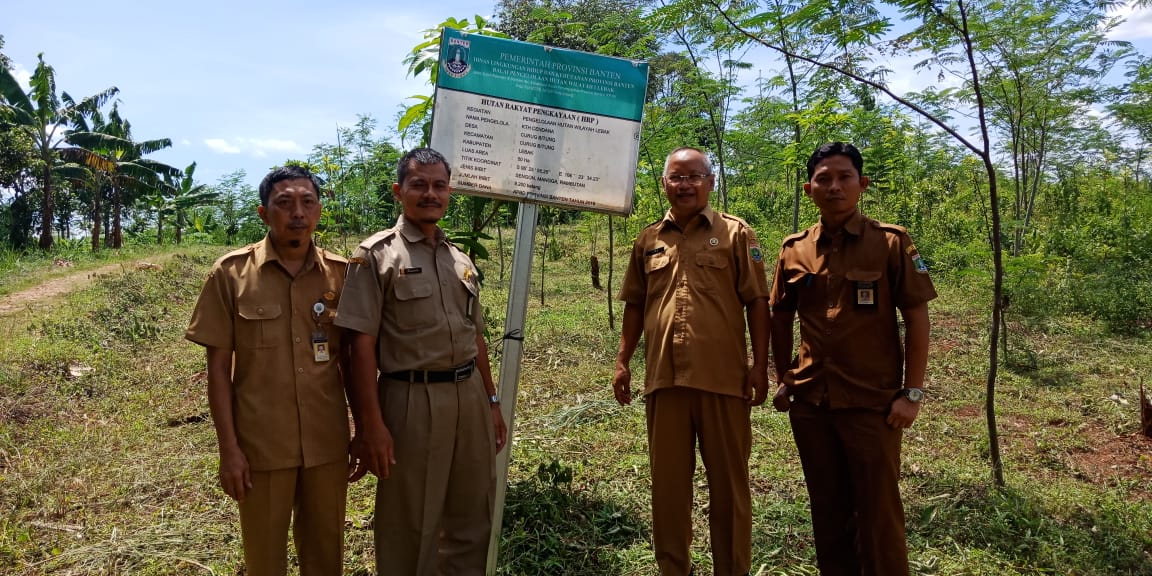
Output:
[336, 147, 507, 575]
[186, 165, 353, 575]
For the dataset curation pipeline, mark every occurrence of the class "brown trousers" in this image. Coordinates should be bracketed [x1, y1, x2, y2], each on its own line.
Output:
[375, 372, 496, 576]
[237, 460, 348, 576]
[646, 386, 752, 576]
[788, 401, 908, 576]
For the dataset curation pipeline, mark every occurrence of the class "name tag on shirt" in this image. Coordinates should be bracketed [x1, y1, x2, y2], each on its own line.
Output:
[855, 281, 876, 307]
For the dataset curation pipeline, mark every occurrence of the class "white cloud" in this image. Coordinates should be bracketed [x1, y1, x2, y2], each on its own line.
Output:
[1108, 5, 1152, 41]
[202, 137, 301, 157]
[10, 62, 33, 90]
[204, 138, 242, 154]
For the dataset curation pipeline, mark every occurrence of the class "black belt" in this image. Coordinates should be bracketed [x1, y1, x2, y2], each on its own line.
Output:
[384, 360, 475, 383]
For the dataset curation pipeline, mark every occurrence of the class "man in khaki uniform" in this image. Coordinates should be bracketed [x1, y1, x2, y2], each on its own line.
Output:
[186, 166, 353, 576]
[770, 142, 936, 576]
[614, 147, 771, 576]
[336, 147, 507, 576]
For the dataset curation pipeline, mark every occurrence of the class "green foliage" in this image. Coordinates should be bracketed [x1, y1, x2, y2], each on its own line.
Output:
[497, 459, 648, 574]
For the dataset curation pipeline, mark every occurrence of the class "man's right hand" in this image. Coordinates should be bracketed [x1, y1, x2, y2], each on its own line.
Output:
[612, 363, 632, 405]
[772, 383, 792, 412]
[357, 423, 396, 479]
[219, 446, 252, 502]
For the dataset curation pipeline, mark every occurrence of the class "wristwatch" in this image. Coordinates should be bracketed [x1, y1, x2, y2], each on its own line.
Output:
[488, 394, 500, 405]
[899, 388, 925, 403]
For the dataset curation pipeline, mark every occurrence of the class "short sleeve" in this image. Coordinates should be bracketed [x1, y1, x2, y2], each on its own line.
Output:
[617, 237, 648, 305]
[891, 231, 937, 310]
[733, 224, 770, 304]
[769, 245, 795, 312]
[185, 264, 235, 350]
[334, 247, 384, 335]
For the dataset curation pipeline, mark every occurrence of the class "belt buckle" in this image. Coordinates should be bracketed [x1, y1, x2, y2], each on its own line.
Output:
[454, 363, 469, 382]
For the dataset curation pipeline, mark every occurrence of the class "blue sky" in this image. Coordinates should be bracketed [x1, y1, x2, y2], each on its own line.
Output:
[3, 0, 501, 187]
[4, 1, 1152, 190]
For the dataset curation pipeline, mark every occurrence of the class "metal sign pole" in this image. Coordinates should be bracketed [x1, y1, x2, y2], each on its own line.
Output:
[485, 201, 539, 574]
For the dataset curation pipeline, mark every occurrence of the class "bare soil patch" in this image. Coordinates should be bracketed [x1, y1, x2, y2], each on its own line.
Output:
[0, 258, 169, 316]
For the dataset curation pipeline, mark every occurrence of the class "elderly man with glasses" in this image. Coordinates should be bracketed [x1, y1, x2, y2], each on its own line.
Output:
[613, 146, 772, 576]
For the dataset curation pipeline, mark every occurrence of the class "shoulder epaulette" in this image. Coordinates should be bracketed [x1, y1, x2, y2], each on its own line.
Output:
[357, 228, 398, 250]
[781, 228, 811, 246]
[317, 248, 348, 264]
[870, 219, 909, 235]
[214, 244, 257, 267]
[643, 217, 664, 231]
[718, 212, 751, 228]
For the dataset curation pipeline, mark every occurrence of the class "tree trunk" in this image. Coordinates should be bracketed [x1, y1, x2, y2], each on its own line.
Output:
[91, 189, 102, 252]
[38, 163, 53, 250]
[112, 186, 123, 248]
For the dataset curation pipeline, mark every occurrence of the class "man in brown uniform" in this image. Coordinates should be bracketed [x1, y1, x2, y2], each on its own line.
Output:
[770, 142, 936, 576]
[186, 165, 353, 576]
[614, 146, 771, 576]
[336, 147, 507, 576]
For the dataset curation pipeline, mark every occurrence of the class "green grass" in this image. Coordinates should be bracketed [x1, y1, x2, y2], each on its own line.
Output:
[0, 240, 212, 298]
[0, 225, 1149, 575]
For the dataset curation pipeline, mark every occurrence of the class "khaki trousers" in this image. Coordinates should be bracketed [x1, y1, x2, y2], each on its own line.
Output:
[237, 460, 348, 576]
[375, 371, 496, 576]
[788, 401, 908, 576]
[646, 386, 752, 576]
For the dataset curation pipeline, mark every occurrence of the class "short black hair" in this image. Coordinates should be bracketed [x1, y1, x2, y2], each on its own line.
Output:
[258, 165, 322, 207]
[806, 142, 864, 180]
[397, 147, 451, 185]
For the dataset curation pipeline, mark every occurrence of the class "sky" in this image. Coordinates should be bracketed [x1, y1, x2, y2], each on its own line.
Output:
[4, 1, 1152, 190]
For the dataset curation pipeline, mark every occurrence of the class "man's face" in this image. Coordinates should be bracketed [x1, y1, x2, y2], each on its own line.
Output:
[804, 154, 869, 222]
[257, 178, 321, 248]
[662, 150, 713, 219]
[393, 161, 451, 227]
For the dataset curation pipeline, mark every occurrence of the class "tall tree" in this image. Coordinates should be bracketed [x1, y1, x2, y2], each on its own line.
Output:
[65, 103, 177, 249]
[0, 53, 118, 249]
[701, 0, 1012, 485]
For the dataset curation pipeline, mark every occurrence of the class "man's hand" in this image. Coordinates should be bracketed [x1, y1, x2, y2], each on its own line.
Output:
[612, 363, 632, 405]
[219, 446, 252, 502]
[357, 423, 396, 479]
[772, 383, 792, 412]
[887, 397, 922, 429]
[348, 435, 370, 482]
[746, 367, 770, 406]
[492, 404, 508, 453]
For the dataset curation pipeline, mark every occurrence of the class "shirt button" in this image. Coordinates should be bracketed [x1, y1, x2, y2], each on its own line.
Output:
[294, 337, 301, 343]
[297, 367, 304, 374]
[256, 307, 264, 314]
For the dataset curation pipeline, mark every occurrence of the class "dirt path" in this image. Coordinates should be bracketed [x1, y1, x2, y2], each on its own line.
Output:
[0, 257, 171, 317]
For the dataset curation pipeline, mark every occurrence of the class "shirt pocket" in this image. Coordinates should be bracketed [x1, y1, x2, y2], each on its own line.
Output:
[785, 272, 825, 312]
[695, 251, 729, 292]
[393, 276, 438, 330]
[236, 301, 283, 349]
[845, 269, 883, 309]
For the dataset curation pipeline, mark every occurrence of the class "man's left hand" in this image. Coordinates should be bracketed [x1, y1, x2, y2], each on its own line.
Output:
[887, 397, 922, 429]
[746, 367, 770, 406]
[492, 403, 508, 453]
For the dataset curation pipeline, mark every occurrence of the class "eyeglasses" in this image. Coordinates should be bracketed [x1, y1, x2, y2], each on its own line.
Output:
[664, 173, 711, 185]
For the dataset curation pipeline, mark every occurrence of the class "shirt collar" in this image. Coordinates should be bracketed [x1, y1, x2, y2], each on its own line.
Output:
[815, 209, 864, 244]
[661, 204, 716, 232]
[396, 214, 445, 245]
[254, 235, 318, 272]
